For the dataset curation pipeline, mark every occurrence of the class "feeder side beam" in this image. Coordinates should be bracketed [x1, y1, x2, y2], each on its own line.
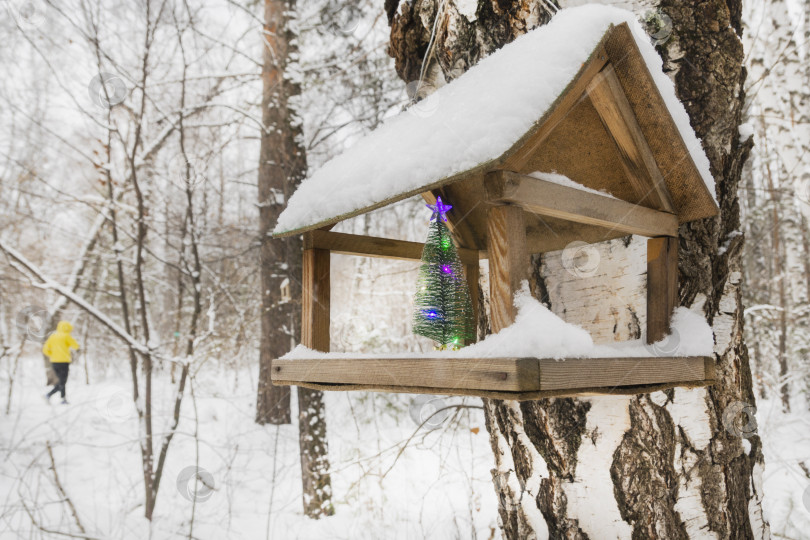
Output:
[304, 229, 479, 265]
[487, 170, 678, 238]
[302, 248, 330, 352]
[646, 236, 678, 344]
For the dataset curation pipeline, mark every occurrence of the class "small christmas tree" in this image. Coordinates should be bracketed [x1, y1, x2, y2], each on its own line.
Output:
[412, 197, 475, 349]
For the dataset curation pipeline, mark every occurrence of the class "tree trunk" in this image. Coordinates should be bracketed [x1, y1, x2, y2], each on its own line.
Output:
[256, 0, 333, 518]
[761, 131, 791, 411]
[743, 0, 808, 413]
[739, 125, 767, 400]
[255, 0, 303, 425]
[387, 1, 768, 537]
[298, 387, 334, 517]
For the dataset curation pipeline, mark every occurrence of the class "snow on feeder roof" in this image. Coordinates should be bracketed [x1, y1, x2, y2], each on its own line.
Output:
[273, 4, 718, 250]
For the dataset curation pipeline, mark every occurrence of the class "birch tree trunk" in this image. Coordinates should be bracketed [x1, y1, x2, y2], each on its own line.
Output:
[387, 1, 768, 537]
[255, 0, 334, 517]
[743, 0, 810, 411]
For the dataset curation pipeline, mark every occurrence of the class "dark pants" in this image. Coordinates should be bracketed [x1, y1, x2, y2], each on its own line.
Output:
[47, 363, 70, 399]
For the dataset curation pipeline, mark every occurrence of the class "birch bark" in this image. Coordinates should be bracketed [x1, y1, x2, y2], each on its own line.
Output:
[387, 1, 767, 537]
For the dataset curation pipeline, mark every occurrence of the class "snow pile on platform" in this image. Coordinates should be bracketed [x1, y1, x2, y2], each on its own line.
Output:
[458, 285, 713, 358]
[274, 4, 715, 235]
[458, 285, 594, 358]
[593, 306, 715, 358]
[283, 284, 714, 360]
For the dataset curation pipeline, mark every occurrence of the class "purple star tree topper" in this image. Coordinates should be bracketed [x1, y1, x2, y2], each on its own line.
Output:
[426, 196, 452, 222]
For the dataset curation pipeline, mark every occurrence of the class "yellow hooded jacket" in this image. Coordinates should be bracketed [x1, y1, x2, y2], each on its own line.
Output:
[42, 321, 80, 363]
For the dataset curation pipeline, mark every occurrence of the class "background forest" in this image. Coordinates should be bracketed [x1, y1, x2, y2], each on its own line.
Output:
[0, 0, 808, 538]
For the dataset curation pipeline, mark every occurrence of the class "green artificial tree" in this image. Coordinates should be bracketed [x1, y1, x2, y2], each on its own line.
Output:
[412, 197, 475, 349]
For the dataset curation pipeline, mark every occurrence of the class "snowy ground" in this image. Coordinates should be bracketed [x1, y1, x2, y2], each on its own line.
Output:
[756, 396, 810, 539]
[0, 355, 498, 539]
[1, 355, 809, 539]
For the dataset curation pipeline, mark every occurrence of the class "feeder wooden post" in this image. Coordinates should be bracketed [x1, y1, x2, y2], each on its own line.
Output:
[486, 172, 529, 333]
[464, 260, 480, 343]
[646, 236, 678, 344]
[302, 248, 330, 351]
[298, 246, 334, 518]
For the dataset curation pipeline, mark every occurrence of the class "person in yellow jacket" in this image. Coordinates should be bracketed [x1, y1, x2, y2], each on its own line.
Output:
[42, 321, 80, 404]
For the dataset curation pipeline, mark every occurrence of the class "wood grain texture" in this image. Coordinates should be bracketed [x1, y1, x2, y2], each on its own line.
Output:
[304, 229, 479, 265]
[587, 64, 674, 212]
[509, 89, 640, 205]
[603, 23, 719, 223]
[536, 356, 704, 390]
[273, 357, 542, 392]
[271, 356, 713, 398]
[502, 45, 610, 171]
[487, 170, 678, 238]
[704, 356, 716, 381]
[487, 204, 528, 332]
[301, 248, 330, 352]
[646, 236, 678, 344]
[271, 378, 714, 401]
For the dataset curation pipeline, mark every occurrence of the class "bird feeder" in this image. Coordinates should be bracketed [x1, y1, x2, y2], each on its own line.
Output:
[269, 20, 718, 400]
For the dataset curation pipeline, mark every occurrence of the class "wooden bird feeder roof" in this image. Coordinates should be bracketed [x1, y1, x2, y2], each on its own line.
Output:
[270, 8, 718, 400]
[273, 18, 719, 252]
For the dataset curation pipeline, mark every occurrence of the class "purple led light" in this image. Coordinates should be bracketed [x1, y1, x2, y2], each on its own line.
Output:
[441, 264, 452, 274]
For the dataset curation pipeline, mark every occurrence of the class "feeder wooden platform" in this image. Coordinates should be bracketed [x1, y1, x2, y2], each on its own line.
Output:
[272, 356, 714, 400]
